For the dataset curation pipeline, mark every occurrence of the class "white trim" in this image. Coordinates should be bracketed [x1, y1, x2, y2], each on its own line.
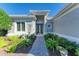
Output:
[30, 10, 50, 16]
[30, 10, 50, 12]
[54, 33, 79, 44]
[9, 15, 35, 17]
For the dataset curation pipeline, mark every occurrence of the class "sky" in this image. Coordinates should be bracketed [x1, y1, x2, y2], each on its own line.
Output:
[0, 3, 66, 16]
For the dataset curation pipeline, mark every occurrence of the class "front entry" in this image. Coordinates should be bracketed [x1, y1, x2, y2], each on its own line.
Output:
[36, 23, 44, 34]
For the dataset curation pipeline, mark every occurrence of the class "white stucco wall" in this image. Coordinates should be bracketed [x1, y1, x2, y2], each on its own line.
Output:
[53, 7, 79, 38]
[45, 21, 53, 34]
[7, 18, 36, 36]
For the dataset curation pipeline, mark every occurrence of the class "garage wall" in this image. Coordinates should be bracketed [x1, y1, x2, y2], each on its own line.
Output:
[53, 7, 79, 38]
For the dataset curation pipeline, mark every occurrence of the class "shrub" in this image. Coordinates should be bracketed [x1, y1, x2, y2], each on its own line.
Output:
[18, 39, 32, 47]
[57, 37, 77, 51]
[6, 44, 16, 53]
[56, 46, 66, 51]
[66, 42, 77, 50]
[5, 37, 22, 53]
[75, 47, 79, 56]
[44, 33, 78, 56]
[8, 36, 20, 43]
[8, 36, 18, 41]
[28, 34, 36, 40]
[6, 36, 22, 53]
[56, 37, 69, 47]
[53, 34, 59, 40]
[0, 37, 8, 48]
[44, 33, 54, 40]
[46, 39, 58, 49]
[45, 39, 59, 53]
[0, 29, 8, 36]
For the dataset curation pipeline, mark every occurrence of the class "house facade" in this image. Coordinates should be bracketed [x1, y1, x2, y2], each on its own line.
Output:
[7, 3, 79, 43]
[7, 10, 53, 36]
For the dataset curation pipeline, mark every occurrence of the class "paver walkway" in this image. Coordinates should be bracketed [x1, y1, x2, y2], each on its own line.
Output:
[29, 35, 49, 56]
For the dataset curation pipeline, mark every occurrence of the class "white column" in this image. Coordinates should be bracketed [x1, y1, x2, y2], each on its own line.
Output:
[43, 15, 47, 35]
[14, 22, 17, 34]
[32, 20, 36, 34]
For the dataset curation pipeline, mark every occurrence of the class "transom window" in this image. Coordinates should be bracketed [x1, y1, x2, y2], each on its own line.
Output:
[17, 22, 25, 31]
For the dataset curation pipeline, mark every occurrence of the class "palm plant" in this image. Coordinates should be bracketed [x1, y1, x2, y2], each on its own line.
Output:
[46, 39, 59, 53]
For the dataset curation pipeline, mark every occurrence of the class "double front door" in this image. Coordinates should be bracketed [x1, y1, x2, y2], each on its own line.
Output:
[36, 23, 43, 34]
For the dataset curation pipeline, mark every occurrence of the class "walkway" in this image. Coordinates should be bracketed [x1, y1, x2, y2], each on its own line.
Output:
[29, 35, 49, 56]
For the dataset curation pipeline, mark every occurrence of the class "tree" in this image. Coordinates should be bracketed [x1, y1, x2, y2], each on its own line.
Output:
[0, 8, 12, 36]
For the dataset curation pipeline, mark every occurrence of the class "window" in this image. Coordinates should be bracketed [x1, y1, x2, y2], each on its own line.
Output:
[17, 22, 20, 31]
[17, 22, 25, 31]
[48, 24, 51, 27]
[22, 22, 25, 31]
[47, 23, 53, 32]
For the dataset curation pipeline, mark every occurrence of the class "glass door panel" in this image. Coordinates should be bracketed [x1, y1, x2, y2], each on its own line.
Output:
[36, 23, 43, 34]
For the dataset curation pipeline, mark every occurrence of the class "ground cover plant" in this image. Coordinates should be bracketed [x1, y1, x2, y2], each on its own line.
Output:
[0, 37, 8, 48]
[0, 34, 36, 54]
[5, 34, 36, 53]
[44, 33, 79, 56]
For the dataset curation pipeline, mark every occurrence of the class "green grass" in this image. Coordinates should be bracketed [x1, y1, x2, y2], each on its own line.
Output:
[0, 37, 8, 48]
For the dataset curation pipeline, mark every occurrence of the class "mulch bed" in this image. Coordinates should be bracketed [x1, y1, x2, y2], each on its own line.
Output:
[15, 45, 32, 53]
[15, 38, 36, 53]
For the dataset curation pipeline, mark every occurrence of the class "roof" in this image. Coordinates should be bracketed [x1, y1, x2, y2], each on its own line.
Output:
[30, 10, 50, 16]
[52, 3, 79, 21]
[9, 15, 36, 19]
[9, 15, 35, 17]
[47, 17, 53, 20]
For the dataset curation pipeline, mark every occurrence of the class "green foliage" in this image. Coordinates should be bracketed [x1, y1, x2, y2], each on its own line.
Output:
[4, 35, 35, 53]
[66, 42, 77, 51]
[56, 46, 66, 51]
[56, 37, 70, 47]
[44, 33, 54, 40]
[53, 34, 59, 40]
[56, 37, 77, 51]
[6, 36, 22, 53]
[28, 34, 36, 40]
[44, 33, 78, 55]
[0, 8, 12, 30]
[8, 36, 19, 42]
[0, 37, 8, 48]
[46, 39, 58, 49]
[75, 47, 79, 56]
[6, 44, 16, 53]
[18, 39, 32, 47]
